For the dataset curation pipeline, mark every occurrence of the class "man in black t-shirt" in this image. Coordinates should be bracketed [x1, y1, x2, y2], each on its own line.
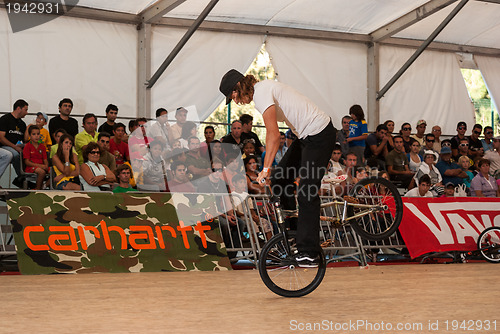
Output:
[48, 98, 79, 141]
[98, 104, 119, 135]
[239, 114, 264, 153]
[364, 124, 389, 169]
[0, 99, 28, 186]
[450, 121, 468, 158]
[221, 120, 248, 155]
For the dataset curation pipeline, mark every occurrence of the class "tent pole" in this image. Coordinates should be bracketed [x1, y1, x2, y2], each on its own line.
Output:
[367, 42, 380, 130]
[138, 23, 152, 118]
[146, 0, 220, 89]
[377, 0, 469, 100]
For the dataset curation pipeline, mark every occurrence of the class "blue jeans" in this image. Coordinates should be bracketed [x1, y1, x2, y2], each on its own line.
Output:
[0, 148, 13, 179]
[1, 146, 21, 177]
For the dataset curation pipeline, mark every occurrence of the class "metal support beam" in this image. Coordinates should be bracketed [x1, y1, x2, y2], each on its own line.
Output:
[377, 0, 469, 100]
[146, 0, 220, 89]
[139, 0, 186, 24]
[137, 23, 152, 118]
[371, 0, 457, 42]
[158, 17, 370, 44]
[367, 42, 380, 130]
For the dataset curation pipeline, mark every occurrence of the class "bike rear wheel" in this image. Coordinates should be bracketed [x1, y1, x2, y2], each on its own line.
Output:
[258, 232, 326, 297]
[348, 177, 403, 241]
[477, 226, 500, 263]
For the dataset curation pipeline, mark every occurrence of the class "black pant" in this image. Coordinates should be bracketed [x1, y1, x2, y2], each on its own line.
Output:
[271, 122, 336, 253]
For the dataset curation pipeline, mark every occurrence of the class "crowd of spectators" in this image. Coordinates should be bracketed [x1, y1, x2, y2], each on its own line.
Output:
[1, 99, 499, 200]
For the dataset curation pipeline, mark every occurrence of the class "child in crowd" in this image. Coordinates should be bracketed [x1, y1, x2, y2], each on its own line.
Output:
[36, 112, 52, 153]
[23, 125, 49, 189]
[440, 182, 456, 197]
[232, 174, 273, 241]
[458, 155, 474, 190]
[347, 105, 368, 166]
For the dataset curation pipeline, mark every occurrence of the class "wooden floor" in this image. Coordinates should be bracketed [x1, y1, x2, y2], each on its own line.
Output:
[1, 263, 498, 333]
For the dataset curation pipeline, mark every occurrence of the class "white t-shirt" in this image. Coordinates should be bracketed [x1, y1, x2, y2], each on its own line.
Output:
[404, 188, 433, 197]
[253, 80, 331, 139]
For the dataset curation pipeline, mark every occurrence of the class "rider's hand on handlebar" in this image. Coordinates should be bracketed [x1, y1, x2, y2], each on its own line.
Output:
[257, 168, 270, 185]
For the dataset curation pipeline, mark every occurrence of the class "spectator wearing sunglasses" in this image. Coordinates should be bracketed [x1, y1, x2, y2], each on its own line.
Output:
[454, 138, 474, 167]
[481, 126, 495, 152]
[468, 124, 484, 159]
[419, 133, 438, 156]
[451, 121, 468, 158]
[431, 125, 442, 153]
[79, 142, 116, 191]
[399, 122, 416, 154]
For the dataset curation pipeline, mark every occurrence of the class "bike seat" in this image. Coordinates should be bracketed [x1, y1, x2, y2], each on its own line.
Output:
[323, 174, 347, 184]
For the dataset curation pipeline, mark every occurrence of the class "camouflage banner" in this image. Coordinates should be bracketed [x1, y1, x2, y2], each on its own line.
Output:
[6, 191, 231, 274]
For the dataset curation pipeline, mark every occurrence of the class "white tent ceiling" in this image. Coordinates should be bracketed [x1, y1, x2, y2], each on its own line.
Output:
[1, 0, 499, 135]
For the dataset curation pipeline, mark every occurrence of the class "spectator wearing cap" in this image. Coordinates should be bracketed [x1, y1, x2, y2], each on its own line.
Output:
[337, 115, 351, 158]
[404, 174, 433, 197]
[470, 158, 499, 197]
[468, 124, 484, 160]
[431, 125, 442, 153]
[29, 112, 52, 153]
[451, 121, 468, 158]
[440, 182, 456, 197]
[436, 146, 467, 187]
[411, 120, 427, 146]
[414, 150, 443, 196]
[482, 126, 495, 152]
[484, 136, 500, 177]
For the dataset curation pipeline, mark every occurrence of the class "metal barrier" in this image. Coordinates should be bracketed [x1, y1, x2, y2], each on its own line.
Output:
[225, 193, 407, 266]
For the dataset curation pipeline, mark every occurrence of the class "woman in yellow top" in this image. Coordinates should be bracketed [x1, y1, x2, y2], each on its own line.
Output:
[51, 134, 81, 190]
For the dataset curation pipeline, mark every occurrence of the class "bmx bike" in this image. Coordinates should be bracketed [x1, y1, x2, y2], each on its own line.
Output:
[257, 176, 403, 297]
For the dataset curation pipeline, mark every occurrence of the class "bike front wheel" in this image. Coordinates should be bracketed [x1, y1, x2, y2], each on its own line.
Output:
[258, 232, 327, 297]
[477, 226, 500, 263]
[349, 177, 403, 241]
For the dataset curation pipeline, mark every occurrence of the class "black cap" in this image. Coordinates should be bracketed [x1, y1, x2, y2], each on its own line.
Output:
[457, 121, 467, 129]
[219, 69, 244, 104]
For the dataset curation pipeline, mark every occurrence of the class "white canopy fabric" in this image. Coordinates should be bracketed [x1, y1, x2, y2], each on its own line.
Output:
[151, 26, 264, 120]
[475, 55, 500, 116]
[379, 45, 475, 135]
[266, 37, 367, 128]
[0, 10, 138, 118]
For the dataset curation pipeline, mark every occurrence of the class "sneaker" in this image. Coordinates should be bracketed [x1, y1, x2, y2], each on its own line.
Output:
[294, 252, 320, 268]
